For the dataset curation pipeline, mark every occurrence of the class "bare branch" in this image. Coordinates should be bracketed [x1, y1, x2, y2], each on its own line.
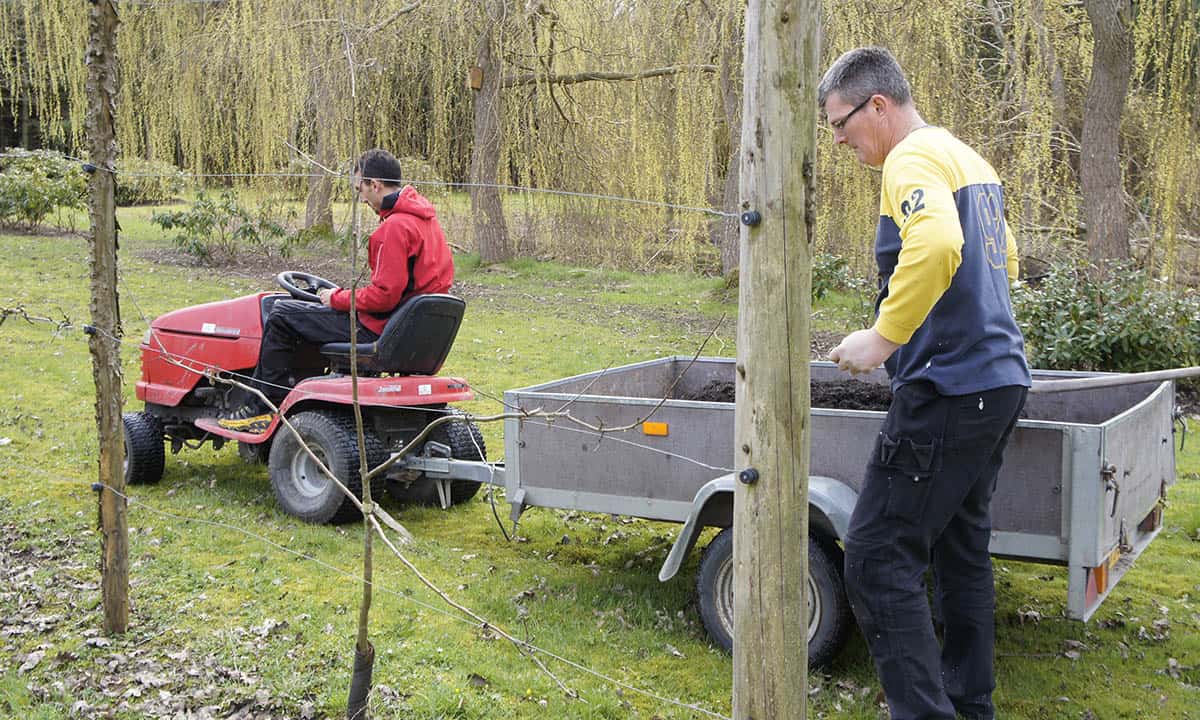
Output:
[284, 140, 342, 177]
[561, 314, 726, 433]
[363, 1, 421, 36]
[502, 64, 716, 88]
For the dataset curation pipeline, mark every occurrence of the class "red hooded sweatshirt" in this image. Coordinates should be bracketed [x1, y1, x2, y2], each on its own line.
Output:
[328, 186, 454, 335]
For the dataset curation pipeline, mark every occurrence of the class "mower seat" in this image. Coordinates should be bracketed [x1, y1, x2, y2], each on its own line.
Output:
[319, 294, 465, 376]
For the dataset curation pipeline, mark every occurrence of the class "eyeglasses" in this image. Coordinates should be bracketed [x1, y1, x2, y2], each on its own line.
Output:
[829, 95, 873, 131]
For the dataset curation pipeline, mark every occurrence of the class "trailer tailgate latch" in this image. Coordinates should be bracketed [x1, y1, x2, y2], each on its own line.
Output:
[1101, 463, 1120, 518]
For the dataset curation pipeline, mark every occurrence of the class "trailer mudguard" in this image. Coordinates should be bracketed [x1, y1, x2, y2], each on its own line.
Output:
[657, 474, 859, 582]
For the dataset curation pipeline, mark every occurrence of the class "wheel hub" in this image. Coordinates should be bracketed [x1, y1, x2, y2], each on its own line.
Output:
[717, 553, 823, 643]
[289, 445, 331, 500]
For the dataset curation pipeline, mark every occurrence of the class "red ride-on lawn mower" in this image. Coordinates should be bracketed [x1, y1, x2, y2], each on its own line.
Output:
[122, 271, 486, 524]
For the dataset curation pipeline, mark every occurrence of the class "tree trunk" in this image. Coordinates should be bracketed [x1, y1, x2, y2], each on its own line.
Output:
[305, 68, 335, 231]
[85, 0, 127, 637]
[661, 77, 679, 260]
[1081, 0, 1133, 263]
[732, 0, 818, 716]
[715, 0, 743, 277]
[469, 1, 511, 264]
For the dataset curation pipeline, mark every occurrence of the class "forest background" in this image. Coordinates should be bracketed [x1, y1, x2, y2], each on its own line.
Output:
[1, 0, 1197, 281]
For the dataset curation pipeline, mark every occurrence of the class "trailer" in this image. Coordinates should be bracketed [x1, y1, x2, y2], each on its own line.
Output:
[394, 356, 1177, 667]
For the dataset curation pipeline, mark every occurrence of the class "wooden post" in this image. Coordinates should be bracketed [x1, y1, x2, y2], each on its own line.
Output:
[732, 0, 820, 717]
[85, 0, 127, 636]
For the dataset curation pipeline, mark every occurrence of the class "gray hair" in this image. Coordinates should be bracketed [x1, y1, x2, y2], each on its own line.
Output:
[817, 46, 912, 112]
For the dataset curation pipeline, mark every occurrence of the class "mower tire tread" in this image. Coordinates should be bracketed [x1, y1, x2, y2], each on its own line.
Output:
[123, 411, 165, 486]
[402, 413, 487, 507]
[268, 410, 385, 525]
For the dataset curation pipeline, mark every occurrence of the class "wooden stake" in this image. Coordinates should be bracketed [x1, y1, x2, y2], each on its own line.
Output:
[733, 1, 820, 717]
[85, 0, 126, 636]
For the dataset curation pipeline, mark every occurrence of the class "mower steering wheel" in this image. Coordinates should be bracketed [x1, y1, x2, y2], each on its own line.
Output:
[276, 271, 339, 303]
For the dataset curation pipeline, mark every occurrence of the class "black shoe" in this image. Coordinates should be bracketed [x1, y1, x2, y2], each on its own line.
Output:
[217, 404, 274, 434]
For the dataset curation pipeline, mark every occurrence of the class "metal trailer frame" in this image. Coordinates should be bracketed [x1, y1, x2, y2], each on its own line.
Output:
[399, 355, 1175, 622]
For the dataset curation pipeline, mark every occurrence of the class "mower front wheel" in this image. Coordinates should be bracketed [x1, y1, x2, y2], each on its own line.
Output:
[122, 412, 165, 485]
[268, 410, 384, 524]
[238, 439, 271, 465]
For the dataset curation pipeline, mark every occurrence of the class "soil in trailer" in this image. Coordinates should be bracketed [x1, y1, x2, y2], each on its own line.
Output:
[681, 378, 893, 411]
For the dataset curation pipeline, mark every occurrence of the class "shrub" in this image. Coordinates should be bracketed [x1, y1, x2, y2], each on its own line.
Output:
[115, 157, 187, 205]
[812, 253, 860, 300]
[151, 190, 298, 264]
[1012, 261, 1200, 372]
[0, 148, 87, 229]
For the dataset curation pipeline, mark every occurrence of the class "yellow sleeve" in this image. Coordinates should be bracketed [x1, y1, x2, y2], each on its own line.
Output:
[1005, 223, 1019, 283]
[873, 153, 963, 345]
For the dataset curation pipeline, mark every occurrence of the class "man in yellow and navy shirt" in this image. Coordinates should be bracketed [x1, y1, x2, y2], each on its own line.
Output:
[823, 47, 1030, 720]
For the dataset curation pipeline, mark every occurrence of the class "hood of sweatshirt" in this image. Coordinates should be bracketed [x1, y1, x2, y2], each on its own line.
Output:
[380, 185, 436, 220]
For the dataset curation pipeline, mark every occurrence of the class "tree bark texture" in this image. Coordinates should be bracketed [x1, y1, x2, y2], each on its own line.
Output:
[305, 68, 335, 231]
[85, 0, 127, 636]
[715, 0, 744, 276]
[732, 0, 819, 717]
[470, 0, 512, 264]
[1081, 0, 1133, 262]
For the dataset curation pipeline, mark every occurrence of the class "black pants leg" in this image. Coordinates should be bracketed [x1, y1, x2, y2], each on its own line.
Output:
[842, 382, 1026, 720]
[251, 300, 378, 404]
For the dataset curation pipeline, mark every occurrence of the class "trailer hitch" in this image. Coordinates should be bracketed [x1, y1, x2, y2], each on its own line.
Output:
[422, 441, 455, 509]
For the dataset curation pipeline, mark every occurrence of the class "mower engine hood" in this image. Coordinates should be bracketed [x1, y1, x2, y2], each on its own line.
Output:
[151, 292, 275, 339]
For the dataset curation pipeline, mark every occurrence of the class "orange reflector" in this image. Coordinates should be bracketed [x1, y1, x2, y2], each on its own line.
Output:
[1092, 563, 1108, 595]
[643, 421, 669, 436]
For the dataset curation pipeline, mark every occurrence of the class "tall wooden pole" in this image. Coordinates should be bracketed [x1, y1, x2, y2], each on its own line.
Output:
[85, 0, 127, 636]
[732, 1, 820, 717]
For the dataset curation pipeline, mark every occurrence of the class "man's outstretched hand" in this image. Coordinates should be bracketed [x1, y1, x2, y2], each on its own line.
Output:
[829, 328, 900, 375]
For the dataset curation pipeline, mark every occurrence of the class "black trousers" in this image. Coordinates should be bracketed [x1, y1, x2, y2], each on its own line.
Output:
[249, 300, 378, 404]
[843, 381, 1026, 720]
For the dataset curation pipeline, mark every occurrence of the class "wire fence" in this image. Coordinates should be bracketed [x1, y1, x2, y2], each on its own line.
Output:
[61, 153, 740, 220]
[0, 292, 737, 719]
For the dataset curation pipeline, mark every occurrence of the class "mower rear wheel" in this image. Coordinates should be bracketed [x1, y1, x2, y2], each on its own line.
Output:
[393, 414, 486, 507]
[267, 410, 385, 524]
[122, 412, 165, 485]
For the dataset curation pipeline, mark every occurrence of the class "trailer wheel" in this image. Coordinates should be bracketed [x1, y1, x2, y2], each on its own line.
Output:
[122, 412, 165, 486]
[268, 410, 384, 524]
[696, 527, 852, 669]
[396, 414, 486, 507]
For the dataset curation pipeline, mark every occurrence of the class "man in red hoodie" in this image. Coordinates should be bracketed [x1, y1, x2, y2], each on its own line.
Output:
[220, 149, 453, 432]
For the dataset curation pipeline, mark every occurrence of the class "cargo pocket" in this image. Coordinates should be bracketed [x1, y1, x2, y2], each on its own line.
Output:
[885, 473, 934, 523]
[870, 430, 942, 524]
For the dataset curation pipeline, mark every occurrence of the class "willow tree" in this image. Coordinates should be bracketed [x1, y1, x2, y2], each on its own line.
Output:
[2, 0, 1198, 279]
[462, 0, 725, 266]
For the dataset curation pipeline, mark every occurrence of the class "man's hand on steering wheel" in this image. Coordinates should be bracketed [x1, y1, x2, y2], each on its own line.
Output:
[317, 288, 335, 307]
[276, 271, 339, 303]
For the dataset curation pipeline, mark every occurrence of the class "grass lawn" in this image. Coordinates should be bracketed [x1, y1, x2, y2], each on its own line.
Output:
[1, 212, 1198, 719]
